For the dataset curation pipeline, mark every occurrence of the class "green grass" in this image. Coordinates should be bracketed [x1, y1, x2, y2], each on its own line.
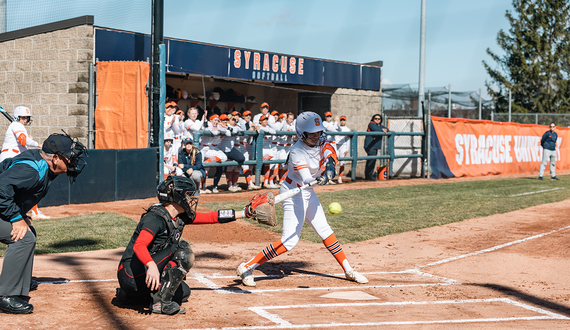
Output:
[0, 213, 136, 257]
[1, 175, 567, 255]
[202, 175, 570, 243]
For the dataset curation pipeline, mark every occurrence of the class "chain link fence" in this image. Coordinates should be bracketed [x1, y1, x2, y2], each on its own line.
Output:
[492, 113, 570, 127]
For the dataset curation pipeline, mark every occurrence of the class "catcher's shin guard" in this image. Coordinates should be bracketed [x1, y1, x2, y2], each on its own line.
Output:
[152, 242, 193, 315]
[152, 263, 187, 314]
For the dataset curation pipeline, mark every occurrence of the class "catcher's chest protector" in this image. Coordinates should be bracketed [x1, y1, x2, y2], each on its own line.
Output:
[145, 205, 186, 255]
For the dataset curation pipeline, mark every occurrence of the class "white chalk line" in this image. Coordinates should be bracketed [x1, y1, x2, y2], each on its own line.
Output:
[475, 187, 564, 197]
[418, 224, 570, 269]
[180, 298, 569, 330]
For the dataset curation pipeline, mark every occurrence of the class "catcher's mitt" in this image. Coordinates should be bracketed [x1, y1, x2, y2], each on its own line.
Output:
[244, 192, 277, 226]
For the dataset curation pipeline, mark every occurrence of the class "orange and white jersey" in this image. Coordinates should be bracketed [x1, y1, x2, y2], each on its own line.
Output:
[323, 120, 339, 142]
[336, 125, 351, 146]
[163, 145, 178, 167]
[287, 140, 337, 186]
[164, 114, 182, 137]
[183, 119, 204, 140]
[1, 121, 38, 154]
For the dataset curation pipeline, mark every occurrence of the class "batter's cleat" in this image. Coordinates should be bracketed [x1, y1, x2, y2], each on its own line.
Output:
[200, 189, 212, 194]
[248, 184, 261, 190]
[31, 210, 50, 220]
[236, 263, 256, 287]
[345, 270, 369, 284]
[212, 187, 219, 194]
[552, 176, 560, 180]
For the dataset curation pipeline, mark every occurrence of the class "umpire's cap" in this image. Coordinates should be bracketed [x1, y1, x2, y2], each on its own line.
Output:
[42, 133, 81, 159]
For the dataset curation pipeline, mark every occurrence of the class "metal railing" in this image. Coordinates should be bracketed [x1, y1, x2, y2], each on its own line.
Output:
[192, 129, 426, 183]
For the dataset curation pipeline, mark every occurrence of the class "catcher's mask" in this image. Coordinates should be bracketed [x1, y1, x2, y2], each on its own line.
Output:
[42, 131, 88, 184]
[157, 175, 199, 224]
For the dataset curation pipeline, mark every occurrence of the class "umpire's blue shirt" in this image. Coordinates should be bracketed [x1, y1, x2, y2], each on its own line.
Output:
[541, 131, 558, 151]
[0, 149, 56, 224]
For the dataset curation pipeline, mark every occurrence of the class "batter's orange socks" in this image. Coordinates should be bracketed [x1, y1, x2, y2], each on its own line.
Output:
[323, 234, 349, 272]
[245, 239, 288, 269]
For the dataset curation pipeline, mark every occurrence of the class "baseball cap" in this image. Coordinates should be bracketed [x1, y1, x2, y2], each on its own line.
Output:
[340, 116, 347, 120]
[243, 110, 252, 116]
[325, 111, 333, 117]
[164, 131, 174, 141]
[42, 133, 80, 159]
[231, 111, 240, 116]
[209, 114, 219, 121]
[260, 115, 268, 121]
[220, 114, 229, 120]
[261, 102, 269, 108]
[176, 110, 184, 115]
[183, 137, 194, 145]
[271, 110, 279, 116]
[279, 113, 286, 118]
[165, 101, 177, 108]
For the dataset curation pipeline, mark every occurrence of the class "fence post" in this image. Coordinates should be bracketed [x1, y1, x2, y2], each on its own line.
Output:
[255, 130, 264, 185]
[536, 113, 538, 125]
[448, 84, 451, 118]
[388, 132, 395, 178]
[427, 89, 431, 179]
[508, 89, 512, 122]
[478, 88, 482, 120]
[351, 130, 358, 181]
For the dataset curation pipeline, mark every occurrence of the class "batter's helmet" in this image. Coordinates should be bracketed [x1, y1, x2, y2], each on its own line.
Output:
[295, 111, 326, 147]
[13, 106, 32, 121]
[157, 175, 199, 223]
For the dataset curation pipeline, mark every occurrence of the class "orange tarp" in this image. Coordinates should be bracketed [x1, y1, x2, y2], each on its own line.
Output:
[431, 117, 570, 177]
[95, 61, 150, 149]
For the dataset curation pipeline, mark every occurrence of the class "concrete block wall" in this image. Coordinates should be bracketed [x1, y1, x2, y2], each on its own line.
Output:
[0, 24, 93, 147]
[331, 88, 383, 177]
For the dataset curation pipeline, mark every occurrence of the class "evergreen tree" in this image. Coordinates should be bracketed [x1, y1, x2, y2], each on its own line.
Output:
[483, 0, 570, 113]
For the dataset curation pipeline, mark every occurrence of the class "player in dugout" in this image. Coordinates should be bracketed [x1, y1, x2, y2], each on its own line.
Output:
[115, 175, 247, 315]
[0, 133, 87, 314]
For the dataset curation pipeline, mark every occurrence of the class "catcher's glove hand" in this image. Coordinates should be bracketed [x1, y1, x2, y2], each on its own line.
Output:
[244, 192, 277, 226]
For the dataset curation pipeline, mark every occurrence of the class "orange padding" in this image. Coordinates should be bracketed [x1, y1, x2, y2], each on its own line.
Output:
[95, 61, 150, 149]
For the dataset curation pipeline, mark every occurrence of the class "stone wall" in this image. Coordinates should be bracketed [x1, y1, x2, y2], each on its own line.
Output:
[331, 88, 383, 177]
[0, 24, 93, 147]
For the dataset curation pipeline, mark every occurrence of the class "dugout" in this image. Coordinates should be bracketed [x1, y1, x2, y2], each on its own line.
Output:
[0, 16, 384, 205]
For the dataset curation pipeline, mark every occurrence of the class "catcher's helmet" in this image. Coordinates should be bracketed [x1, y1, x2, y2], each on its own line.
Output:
[295, 111, 326, 147]
[157, 175, 199, 223]
[13, 106, 32, 122]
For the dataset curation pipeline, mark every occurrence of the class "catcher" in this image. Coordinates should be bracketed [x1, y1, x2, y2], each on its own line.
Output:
[115, 175, 272, 315]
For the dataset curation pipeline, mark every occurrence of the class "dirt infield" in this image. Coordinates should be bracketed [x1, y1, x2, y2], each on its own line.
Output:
[3, 173, 570, 329]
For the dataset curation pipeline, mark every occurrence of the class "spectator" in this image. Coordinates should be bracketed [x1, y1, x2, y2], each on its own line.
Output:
[336, 116, 351, 184]
[237, 111, 261, 190]
[163, 132, 182, 178]
[364, 114, 388, 181]
[183, 107, 207, 141]
[177, 138, 206, 191]
[218, 114, 246, 192]
[202, 115, 228, 194]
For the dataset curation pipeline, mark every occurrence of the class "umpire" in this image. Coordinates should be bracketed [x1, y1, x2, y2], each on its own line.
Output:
[0, 133, 87, 314]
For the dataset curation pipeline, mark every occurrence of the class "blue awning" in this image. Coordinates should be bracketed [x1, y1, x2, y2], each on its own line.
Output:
[95, 28, 381, 91]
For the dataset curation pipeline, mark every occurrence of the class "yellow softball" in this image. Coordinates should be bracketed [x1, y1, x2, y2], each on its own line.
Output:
[328, 202, 342, 215]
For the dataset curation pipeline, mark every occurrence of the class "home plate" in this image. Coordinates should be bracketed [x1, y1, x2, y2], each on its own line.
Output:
[320, 291, 379, 300]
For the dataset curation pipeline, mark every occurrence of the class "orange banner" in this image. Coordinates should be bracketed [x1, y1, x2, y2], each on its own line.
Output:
[431, 117, 570, 177]
[95, 61, 150, 149]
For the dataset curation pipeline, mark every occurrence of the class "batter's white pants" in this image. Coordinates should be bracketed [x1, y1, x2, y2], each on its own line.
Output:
[539, 148, 557, 178]
[279, 182, 334, 251]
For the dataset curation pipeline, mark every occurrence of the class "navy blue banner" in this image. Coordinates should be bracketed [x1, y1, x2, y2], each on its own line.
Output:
[95, 28, 381, 91]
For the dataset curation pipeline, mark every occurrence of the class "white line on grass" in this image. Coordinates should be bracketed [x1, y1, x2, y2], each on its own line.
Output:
[475, 187, 564, 198]
[419, 224, 570, 269]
